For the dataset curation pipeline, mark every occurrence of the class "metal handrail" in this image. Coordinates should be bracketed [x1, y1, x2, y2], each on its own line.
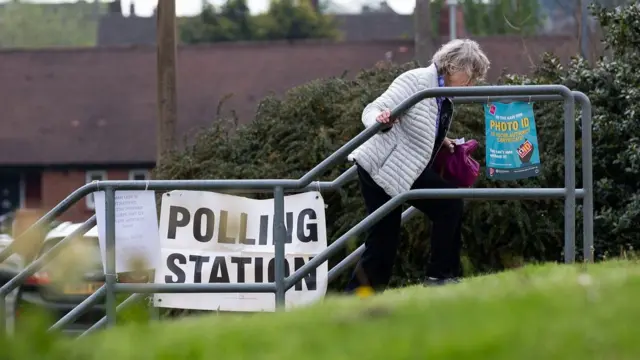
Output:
[326, 90, 594, 282]
[0, 85, 591, 336]
[0, 85, 576, 263]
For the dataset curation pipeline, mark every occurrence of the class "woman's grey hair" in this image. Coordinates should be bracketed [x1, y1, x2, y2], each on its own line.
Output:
[431, 39, 490, 82]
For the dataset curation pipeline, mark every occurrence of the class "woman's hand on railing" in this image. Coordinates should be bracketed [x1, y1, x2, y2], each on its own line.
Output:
[376, 109, 392, 124]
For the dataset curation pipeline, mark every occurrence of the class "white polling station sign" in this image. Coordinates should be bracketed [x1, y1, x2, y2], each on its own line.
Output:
[153, 190, 328, 312]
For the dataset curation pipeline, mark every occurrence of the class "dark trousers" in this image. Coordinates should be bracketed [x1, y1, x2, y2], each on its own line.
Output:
[345, 164, 464, 292]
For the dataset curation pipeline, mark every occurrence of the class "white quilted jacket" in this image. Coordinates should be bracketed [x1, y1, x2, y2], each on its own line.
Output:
[348, 64, 452, 196]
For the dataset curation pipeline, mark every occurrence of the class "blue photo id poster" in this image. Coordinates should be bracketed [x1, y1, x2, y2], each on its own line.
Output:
[484, 101, 541, 180]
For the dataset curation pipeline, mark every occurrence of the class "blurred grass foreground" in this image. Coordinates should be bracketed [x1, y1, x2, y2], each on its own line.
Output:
[3, 260, 640, 359]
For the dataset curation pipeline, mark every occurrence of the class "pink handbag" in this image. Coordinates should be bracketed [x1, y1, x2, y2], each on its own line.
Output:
[433, 139, 480, 188]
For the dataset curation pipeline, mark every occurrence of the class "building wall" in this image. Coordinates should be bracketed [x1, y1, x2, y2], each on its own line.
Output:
[23, 172, 42, 209]
[40, 168, 151, 223]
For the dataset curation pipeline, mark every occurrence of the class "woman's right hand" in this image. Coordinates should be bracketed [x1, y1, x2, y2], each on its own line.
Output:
[376, 109, 392, 124]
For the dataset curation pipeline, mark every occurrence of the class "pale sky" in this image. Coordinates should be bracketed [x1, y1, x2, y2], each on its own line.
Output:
[0, 0, 417, 16]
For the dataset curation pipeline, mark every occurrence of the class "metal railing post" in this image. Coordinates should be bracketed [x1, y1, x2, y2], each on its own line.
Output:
[273, 186, 286, 309]
[562, 93, 577, 263]
[104, 187, 117, 326]
[574, 91, 593, 262]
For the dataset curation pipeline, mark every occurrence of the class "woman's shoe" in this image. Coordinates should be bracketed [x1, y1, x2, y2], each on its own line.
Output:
[423, 277, 461, 287]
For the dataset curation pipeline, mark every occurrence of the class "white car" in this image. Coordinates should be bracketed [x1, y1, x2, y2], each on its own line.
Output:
[14, 222, 105, 335]
[0, 234, 24, 271]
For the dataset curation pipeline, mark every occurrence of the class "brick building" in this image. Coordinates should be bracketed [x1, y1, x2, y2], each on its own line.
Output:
[0, 35, 578, 223]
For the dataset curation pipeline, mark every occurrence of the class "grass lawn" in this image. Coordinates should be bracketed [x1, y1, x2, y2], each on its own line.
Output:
[5, 260, 640, 359]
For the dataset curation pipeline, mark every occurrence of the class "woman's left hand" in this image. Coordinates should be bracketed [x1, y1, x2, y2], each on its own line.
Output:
[443, 137, 455, 153]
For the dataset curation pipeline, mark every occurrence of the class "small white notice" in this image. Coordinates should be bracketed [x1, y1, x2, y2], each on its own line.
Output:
[94, 190, 161, 273]
[153, 190, 328, 312]
[454, 137, 466, 145]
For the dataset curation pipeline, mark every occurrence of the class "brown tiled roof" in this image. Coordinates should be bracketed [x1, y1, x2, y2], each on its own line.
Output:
[335, 14, 413, 41]
[0, 37, 578, 166]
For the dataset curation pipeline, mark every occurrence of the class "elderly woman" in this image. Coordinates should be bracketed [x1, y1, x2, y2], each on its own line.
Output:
[346, 39, 490, 292]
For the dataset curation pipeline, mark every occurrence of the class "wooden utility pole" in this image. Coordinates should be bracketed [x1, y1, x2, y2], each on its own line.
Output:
[414, 0, 434, 66]
[578, 0, 591, 62]
[156, 0, 178, 169]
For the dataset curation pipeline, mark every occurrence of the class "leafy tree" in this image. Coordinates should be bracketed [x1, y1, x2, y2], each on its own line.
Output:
[160, 3, 640, 288]
[180, 4, 243, 43]
[461, 0, 543, 36]
[220, 0, 253, 40]
[257, 0, 338, 41]
[180, 0, 337, 44]
[0, 1, 100, 48]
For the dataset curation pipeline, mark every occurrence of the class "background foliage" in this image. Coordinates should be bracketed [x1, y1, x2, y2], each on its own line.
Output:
[180, 0, 547, 45]
[180, 0, 339, 43]
[0, 1, 100, 48]
[461, 0, 542, 36]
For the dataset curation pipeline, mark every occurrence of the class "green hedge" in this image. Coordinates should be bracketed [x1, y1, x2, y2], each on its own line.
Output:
[155, 4, 640, 289]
